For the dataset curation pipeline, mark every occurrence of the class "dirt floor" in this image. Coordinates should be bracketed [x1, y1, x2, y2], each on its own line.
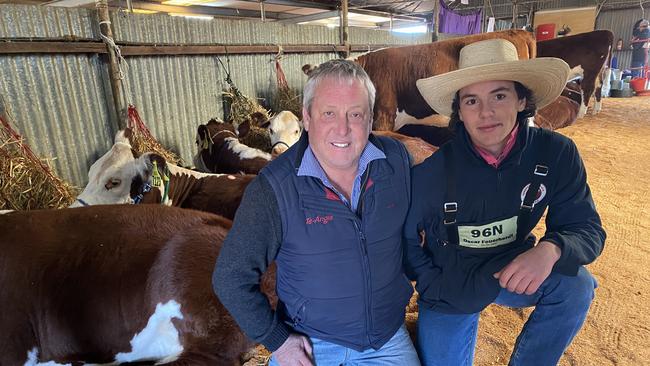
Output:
[247, 96, 650, 366]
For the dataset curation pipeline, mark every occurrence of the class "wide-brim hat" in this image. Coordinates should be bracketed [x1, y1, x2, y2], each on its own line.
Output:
[416, 38, 570, 117]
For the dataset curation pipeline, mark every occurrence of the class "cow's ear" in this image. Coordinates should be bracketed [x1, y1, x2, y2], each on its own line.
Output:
[147, 153, 167, 170]
[238, 119, 251, 138]
[302, 64, 316, 76]
[251, 112, 268, 127]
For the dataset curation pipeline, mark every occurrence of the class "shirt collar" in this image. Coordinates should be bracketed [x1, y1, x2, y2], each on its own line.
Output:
[297, 141, 386, 183]
[473, 123, 519, 168]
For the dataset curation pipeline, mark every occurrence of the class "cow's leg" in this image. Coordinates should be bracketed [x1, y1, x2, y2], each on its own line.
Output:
[593, 86, 603, 115]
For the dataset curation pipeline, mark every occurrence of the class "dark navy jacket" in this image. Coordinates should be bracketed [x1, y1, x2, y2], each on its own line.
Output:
[403, 122, 606, 314]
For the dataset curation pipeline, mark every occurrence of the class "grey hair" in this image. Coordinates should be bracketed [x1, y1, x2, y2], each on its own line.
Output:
[302, 59, 376, 116]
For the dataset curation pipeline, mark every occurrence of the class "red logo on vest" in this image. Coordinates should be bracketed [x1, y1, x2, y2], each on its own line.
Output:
[306, 215, 334, 225]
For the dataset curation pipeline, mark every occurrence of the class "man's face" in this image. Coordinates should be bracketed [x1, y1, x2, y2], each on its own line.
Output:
[302, 77, 372, 177]
[458, 80, 525, 156]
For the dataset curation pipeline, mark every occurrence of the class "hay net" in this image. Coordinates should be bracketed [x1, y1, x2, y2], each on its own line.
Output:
[127, 104, 181, 165]
[0, 115, 77, 210]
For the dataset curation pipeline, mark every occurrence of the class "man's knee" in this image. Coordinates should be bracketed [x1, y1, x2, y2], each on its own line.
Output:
[559, 267, 596, 308]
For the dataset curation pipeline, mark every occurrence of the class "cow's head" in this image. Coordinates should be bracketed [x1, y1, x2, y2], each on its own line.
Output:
[264, 111, 302, 155]
[193, 118, 238, 172]
[71, 131, 158, 207]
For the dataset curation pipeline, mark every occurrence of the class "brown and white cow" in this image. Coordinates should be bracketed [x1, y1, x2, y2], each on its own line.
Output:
[537, 30, 614, 115]
[73, 132, 254, 220]
[535, 67, 585, 130]
[194, 118, 271, 175]
[304, 29, 536, 131]
[0, 204, 274, 365]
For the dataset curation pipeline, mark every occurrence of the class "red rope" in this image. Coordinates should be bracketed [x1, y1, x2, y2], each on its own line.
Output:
[275, 59, 289, 90]
[127, 104, 155, 139]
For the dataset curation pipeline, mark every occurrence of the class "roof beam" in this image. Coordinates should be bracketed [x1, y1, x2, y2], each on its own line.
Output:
[276, 10, 338, 24]
[112, 1, 291, 19]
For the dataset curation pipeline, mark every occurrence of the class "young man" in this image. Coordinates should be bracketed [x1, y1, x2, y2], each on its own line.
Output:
[631, 19, 650, 78]
[214, 59, 419, 365]
[405, 39, 606, 366]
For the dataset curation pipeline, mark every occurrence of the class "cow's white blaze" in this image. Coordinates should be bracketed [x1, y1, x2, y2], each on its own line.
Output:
[394, 109, 450, 131]
[268, 111, 301, 154]
[225, 138, 272, 160]
[24, 348, 71, 366]
[115, 300, 184, 363]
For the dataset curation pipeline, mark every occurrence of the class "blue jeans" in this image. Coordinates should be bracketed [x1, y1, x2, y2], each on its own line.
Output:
[417, 267, 596, 366]
[269, 324, 420, 366]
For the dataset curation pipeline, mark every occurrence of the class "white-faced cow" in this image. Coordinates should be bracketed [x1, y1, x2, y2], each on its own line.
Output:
[0, 204, 275, 365]
[304, 29, 536, 131]
[265, 111, 301, 155]
[74, 131, 254, 220]
[194, 118, 271, 175]
[537, 30, 614, 115]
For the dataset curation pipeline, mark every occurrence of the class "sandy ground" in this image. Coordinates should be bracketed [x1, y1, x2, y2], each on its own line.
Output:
[247, 97, 650, 366]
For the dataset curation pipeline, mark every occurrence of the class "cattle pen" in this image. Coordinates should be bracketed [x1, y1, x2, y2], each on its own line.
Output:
[2, 0, 650, 365]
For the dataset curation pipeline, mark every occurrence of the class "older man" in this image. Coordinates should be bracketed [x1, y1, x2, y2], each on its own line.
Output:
[404, 39, 606, 366]
[214, 59, 419, 365]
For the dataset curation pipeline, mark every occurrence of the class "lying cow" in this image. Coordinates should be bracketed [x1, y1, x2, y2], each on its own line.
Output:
[535, 67, 585, 130]
[194, 118, 271, 174]
[0, 205, 273, 365]
[304, 29, 536, 131]
[537, 30, 613, 115]
[73, 131, 253, 220]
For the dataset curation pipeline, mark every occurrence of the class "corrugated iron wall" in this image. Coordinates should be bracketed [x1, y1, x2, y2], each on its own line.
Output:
[0, 4, 428, 188]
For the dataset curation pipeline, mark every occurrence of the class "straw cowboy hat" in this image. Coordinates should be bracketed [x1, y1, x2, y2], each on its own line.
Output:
[416, 38, 570, 117]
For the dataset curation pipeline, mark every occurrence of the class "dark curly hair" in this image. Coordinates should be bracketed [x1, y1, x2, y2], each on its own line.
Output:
[448, 81, 536, 130]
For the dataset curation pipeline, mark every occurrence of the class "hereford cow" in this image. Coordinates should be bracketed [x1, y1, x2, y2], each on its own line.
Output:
[0, 205, 274, 365]
[194, 118, 271, 174]
[536, 71, 585, 130]
[73, 131, 253, 220]
[537, 30, 614, 114]
[304, 30, 536, 131]
[265, 110, 301, 155]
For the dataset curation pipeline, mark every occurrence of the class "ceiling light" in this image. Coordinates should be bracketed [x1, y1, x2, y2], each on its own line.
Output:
[168, 13, 214, 20]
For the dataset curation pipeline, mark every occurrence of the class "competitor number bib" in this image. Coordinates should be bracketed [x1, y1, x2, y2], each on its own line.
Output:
[457, 216, 518, 248]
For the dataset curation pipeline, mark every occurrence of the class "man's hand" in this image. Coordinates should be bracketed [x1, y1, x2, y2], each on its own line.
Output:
[493, 241, 562, 295]
[273, 333, 314, 366]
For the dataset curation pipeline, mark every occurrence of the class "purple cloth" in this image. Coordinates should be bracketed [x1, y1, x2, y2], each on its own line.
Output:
[438, 0, 483, 34]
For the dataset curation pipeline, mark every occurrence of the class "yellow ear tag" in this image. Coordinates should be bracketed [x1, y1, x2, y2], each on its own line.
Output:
[152, 160, 162, 187]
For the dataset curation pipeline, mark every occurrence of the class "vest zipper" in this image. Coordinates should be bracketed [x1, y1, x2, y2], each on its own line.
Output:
[353, 220, 372, 346]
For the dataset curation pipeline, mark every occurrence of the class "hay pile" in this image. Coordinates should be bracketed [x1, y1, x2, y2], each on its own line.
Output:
[0, 115, 77, 210]
[127, 105, 181, 165]
[272, 59, 302, 119]
[223, 86, 270, 129]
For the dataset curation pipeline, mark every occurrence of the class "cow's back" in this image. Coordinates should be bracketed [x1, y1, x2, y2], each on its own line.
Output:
[354, 30, 536, 130]
[0, 205, 247, 365]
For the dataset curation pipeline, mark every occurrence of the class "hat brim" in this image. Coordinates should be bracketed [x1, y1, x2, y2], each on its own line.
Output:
[416, 58, 570, 117]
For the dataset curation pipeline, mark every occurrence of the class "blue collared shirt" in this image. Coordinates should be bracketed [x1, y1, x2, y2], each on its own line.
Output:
[297, 142, 386, 212]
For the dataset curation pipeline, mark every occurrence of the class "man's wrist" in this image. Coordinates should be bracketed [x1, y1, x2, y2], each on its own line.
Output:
[537, 240, 562, 262]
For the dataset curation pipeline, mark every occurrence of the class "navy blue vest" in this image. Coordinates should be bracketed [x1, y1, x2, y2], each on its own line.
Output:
[261, 133, 413, 351]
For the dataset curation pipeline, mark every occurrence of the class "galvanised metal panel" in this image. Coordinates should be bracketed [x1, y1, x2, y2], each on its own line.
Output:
[111, 11, 340, 45]
[350, 28, 430, 45]
[0, 4, 96, 40]
[0, 53, 114, 187]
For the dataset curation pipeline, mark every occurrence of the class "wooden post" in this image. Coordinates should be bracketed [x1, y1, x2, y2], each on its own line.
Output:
[511, 0, 518, 29]
[96, 0, 126, 129]
[259, 0, 266, 22]
[432, 0, 439, 41]
[340, 0, 350, 57]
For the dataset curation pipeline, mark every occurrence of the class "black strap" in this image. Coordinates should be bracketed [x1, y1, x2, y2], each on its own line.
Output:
[442, 147, 459, 245]
[517, 132, 553, 241]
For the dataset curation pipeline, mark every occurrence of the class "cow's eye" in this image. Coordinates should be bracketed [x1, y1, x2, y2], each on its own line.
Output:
[104, 178, 122, 190]
[294, 129, 300, 134]
[269, 128, 274, 135]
